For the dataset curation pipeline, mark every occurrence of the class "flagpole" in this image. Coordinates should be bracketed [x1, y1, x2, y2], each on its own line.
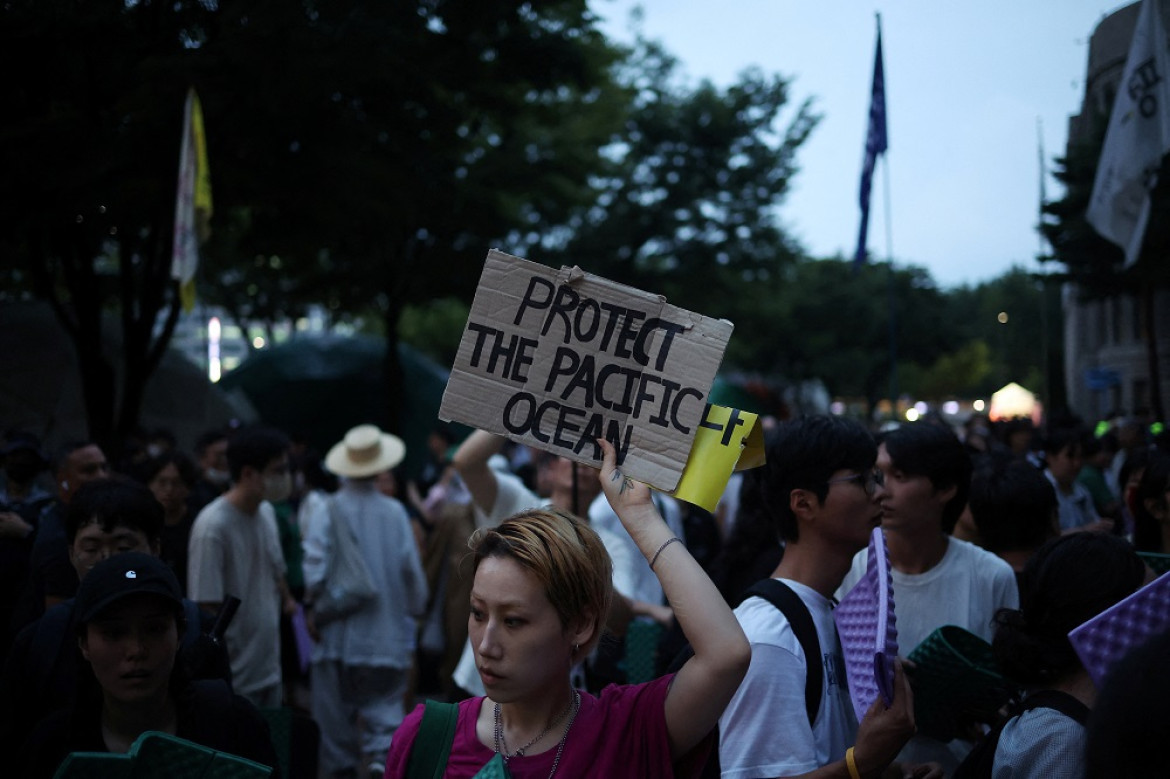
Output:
[883, 159, 897, 418]
[876, 13, 898, 419]
[881, 19, 896, 416]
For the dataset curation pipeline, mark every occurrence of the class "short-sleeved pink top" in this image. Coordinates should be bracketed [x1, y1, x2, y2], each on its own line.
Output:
[385, 675, 686, 778]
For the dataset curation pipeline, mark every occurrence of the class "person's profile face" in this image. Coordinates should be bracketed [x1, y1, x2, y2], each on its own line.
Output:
[70, 521, 156, 580]
[875, 443, 953, 532]
[80, 594, 179, 707]
[816, 467, 884, 552]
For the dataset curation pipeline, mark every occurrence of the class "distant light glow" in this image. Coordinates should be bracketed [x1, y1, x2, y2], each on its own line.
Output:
[914, 401, 928, 414]
[973, 399, 986, 412]
[997, 311, 1009, 324]
[942, 400, 960, 415]
[830, 401, 846, 415]
[905, 408, 920, 422]
[252, 336, 266, 349]
[208, 317, 221, 383]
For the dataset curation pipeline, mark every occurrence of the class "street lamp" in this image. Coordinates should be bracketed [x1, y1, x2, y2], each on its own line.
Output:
[997, 311, 1009, 383]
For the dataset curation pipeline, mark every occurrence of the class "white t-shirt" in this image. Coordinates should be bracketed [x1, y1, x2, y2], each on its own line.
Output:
[477, 471, 542, 528]
[839, 536, 1019, 652]
[187, 495, 285, 699]
[838, 536, 1020, 770]
[719, 579, 857, 778]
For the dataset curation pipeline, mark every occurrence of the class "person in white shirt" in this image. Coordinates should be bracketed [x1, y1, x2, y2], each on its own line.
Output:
[188, 427, 298, 709]
[720, 416, 933, 779]
[839, 421, 1018, 772]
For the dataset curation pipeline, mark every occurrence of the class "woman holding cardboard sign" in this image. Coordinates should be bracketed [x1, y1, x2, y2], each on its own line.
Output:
[384, 438, 750, 777]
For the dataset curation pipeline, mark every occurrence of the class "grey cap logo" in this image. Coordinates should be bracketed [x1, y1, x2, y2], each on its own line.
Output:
[126, 571, 138, 579]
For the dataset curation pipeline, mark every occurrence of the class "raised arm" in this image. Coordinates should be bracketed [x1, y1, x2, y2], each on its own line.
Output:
[597, 439, 750, 759]
[450, 429, 505, 516]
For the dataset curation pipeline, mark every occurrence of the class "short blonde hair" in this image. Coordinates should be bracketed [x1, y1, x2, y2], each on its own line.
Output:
[472, 508, 613, 657]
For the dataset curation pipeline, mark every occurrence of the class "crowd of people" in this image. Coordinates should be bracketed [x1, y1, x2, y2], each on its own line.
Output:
[0, 408, 1166, 778]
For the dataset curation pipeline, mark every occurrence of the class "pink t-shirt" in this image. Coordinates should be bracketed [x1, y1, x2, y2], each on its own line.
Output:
[385, 675, 685, 778]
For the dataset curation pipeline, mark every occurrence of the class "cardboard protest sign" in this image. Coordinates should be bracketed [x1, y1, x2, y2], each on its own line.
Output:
[439, 249, 733, 492]
[671, 404, 765, 512]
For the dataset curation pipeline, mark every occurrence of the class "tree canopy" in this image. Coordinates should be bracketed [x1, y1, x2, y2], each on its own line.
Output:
[3, 0, 1055, 442]
[0, 0, 630, 448]
[546, 38, 819, 323]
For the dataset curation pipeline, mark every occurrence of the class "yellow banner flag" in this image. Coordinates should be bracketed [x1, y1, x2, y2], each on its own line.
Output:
[171, 88, 213, 312]
[671, 404, 765, 512]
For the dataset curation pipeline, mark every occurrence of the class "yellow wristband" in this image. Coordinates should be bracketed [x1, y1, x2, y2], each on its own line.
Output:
[845, 746, 862, 779]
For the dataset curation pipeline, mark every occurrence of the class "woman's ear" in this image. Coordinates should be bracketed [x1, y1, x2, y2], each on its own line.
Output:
[569, 609, 598, 657]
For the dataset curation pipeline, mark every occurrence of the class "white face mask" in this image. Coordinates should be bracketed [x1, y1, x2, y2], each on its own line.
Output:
[205, 467, 230, 487]
[263, 472, 292, 503]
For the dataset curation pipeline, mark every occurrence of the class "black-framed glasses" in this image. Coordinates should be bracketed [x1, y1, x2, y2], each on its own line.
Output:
[825, 468, 885, 497]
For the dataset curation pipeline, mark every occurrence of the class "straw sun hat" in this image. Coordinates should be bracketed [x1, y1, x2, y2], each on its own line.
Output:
[324, 424, 406, 479]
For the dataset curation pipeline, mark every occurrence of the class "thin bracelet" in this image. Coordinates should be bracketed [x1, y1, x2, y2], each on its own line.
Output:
[649, 537, 682, 569]
[845, 746, 862, 779]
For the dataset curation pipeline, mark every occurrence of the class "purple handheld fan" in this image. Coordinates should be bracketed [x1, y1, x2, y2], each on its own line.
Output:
[834, 527, 898, 721]
[1068, 570, 1170, 687]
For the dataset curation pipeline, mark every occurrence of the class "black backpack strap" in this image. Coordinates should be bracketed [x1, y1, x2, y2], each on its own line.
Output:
[182, 598, 203, 647]
[1016, 689, 1090, 726]
[406, 700, 460, 779]
[741, 579, 823, 726]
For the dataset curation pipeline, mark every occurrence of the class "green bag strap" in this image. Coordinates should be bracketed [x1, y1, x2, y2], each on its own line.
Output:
[406, 700, 460, 779]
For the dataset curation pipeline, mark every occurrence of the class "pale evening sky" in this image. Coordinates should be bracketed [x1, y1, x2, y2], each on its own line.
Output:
[592, 1, 1133, 289]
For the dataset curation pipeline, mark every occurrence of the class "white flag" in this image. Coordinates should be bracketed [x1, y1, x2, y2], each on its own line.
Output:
[171, 88, 212, 311]
[1086, 0, 1170, 266]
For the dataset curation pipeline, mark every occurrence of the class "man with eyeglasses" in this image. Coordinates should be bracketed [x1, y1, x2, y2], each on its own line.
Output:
[188, 426, 299, 709]
[719, 416, 939, 779]
[838, 421, 1018, 772]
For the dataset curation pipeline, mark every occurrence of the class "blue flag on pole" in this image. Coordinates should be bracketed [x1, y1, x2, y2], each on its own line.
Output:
[855, 21, 888, 266]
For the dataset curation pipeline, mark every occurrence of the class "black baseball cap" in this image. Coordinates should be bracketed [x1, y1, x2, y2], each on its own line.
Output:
[74, 552, 183, 625]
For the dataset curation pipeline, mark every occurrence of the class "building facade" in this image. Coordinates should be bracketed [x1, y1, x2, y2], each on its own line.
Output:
[1064, 0, 1170, 420]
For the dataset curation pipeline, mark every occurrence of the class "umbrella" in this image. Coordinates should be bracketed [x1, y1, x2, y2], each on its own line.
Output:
[218, 335, 454, 478]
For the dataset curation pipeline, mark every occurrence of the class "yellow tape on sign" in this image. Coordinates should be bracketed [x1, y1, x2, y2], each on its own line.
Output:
[671, 405, 766, 512]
